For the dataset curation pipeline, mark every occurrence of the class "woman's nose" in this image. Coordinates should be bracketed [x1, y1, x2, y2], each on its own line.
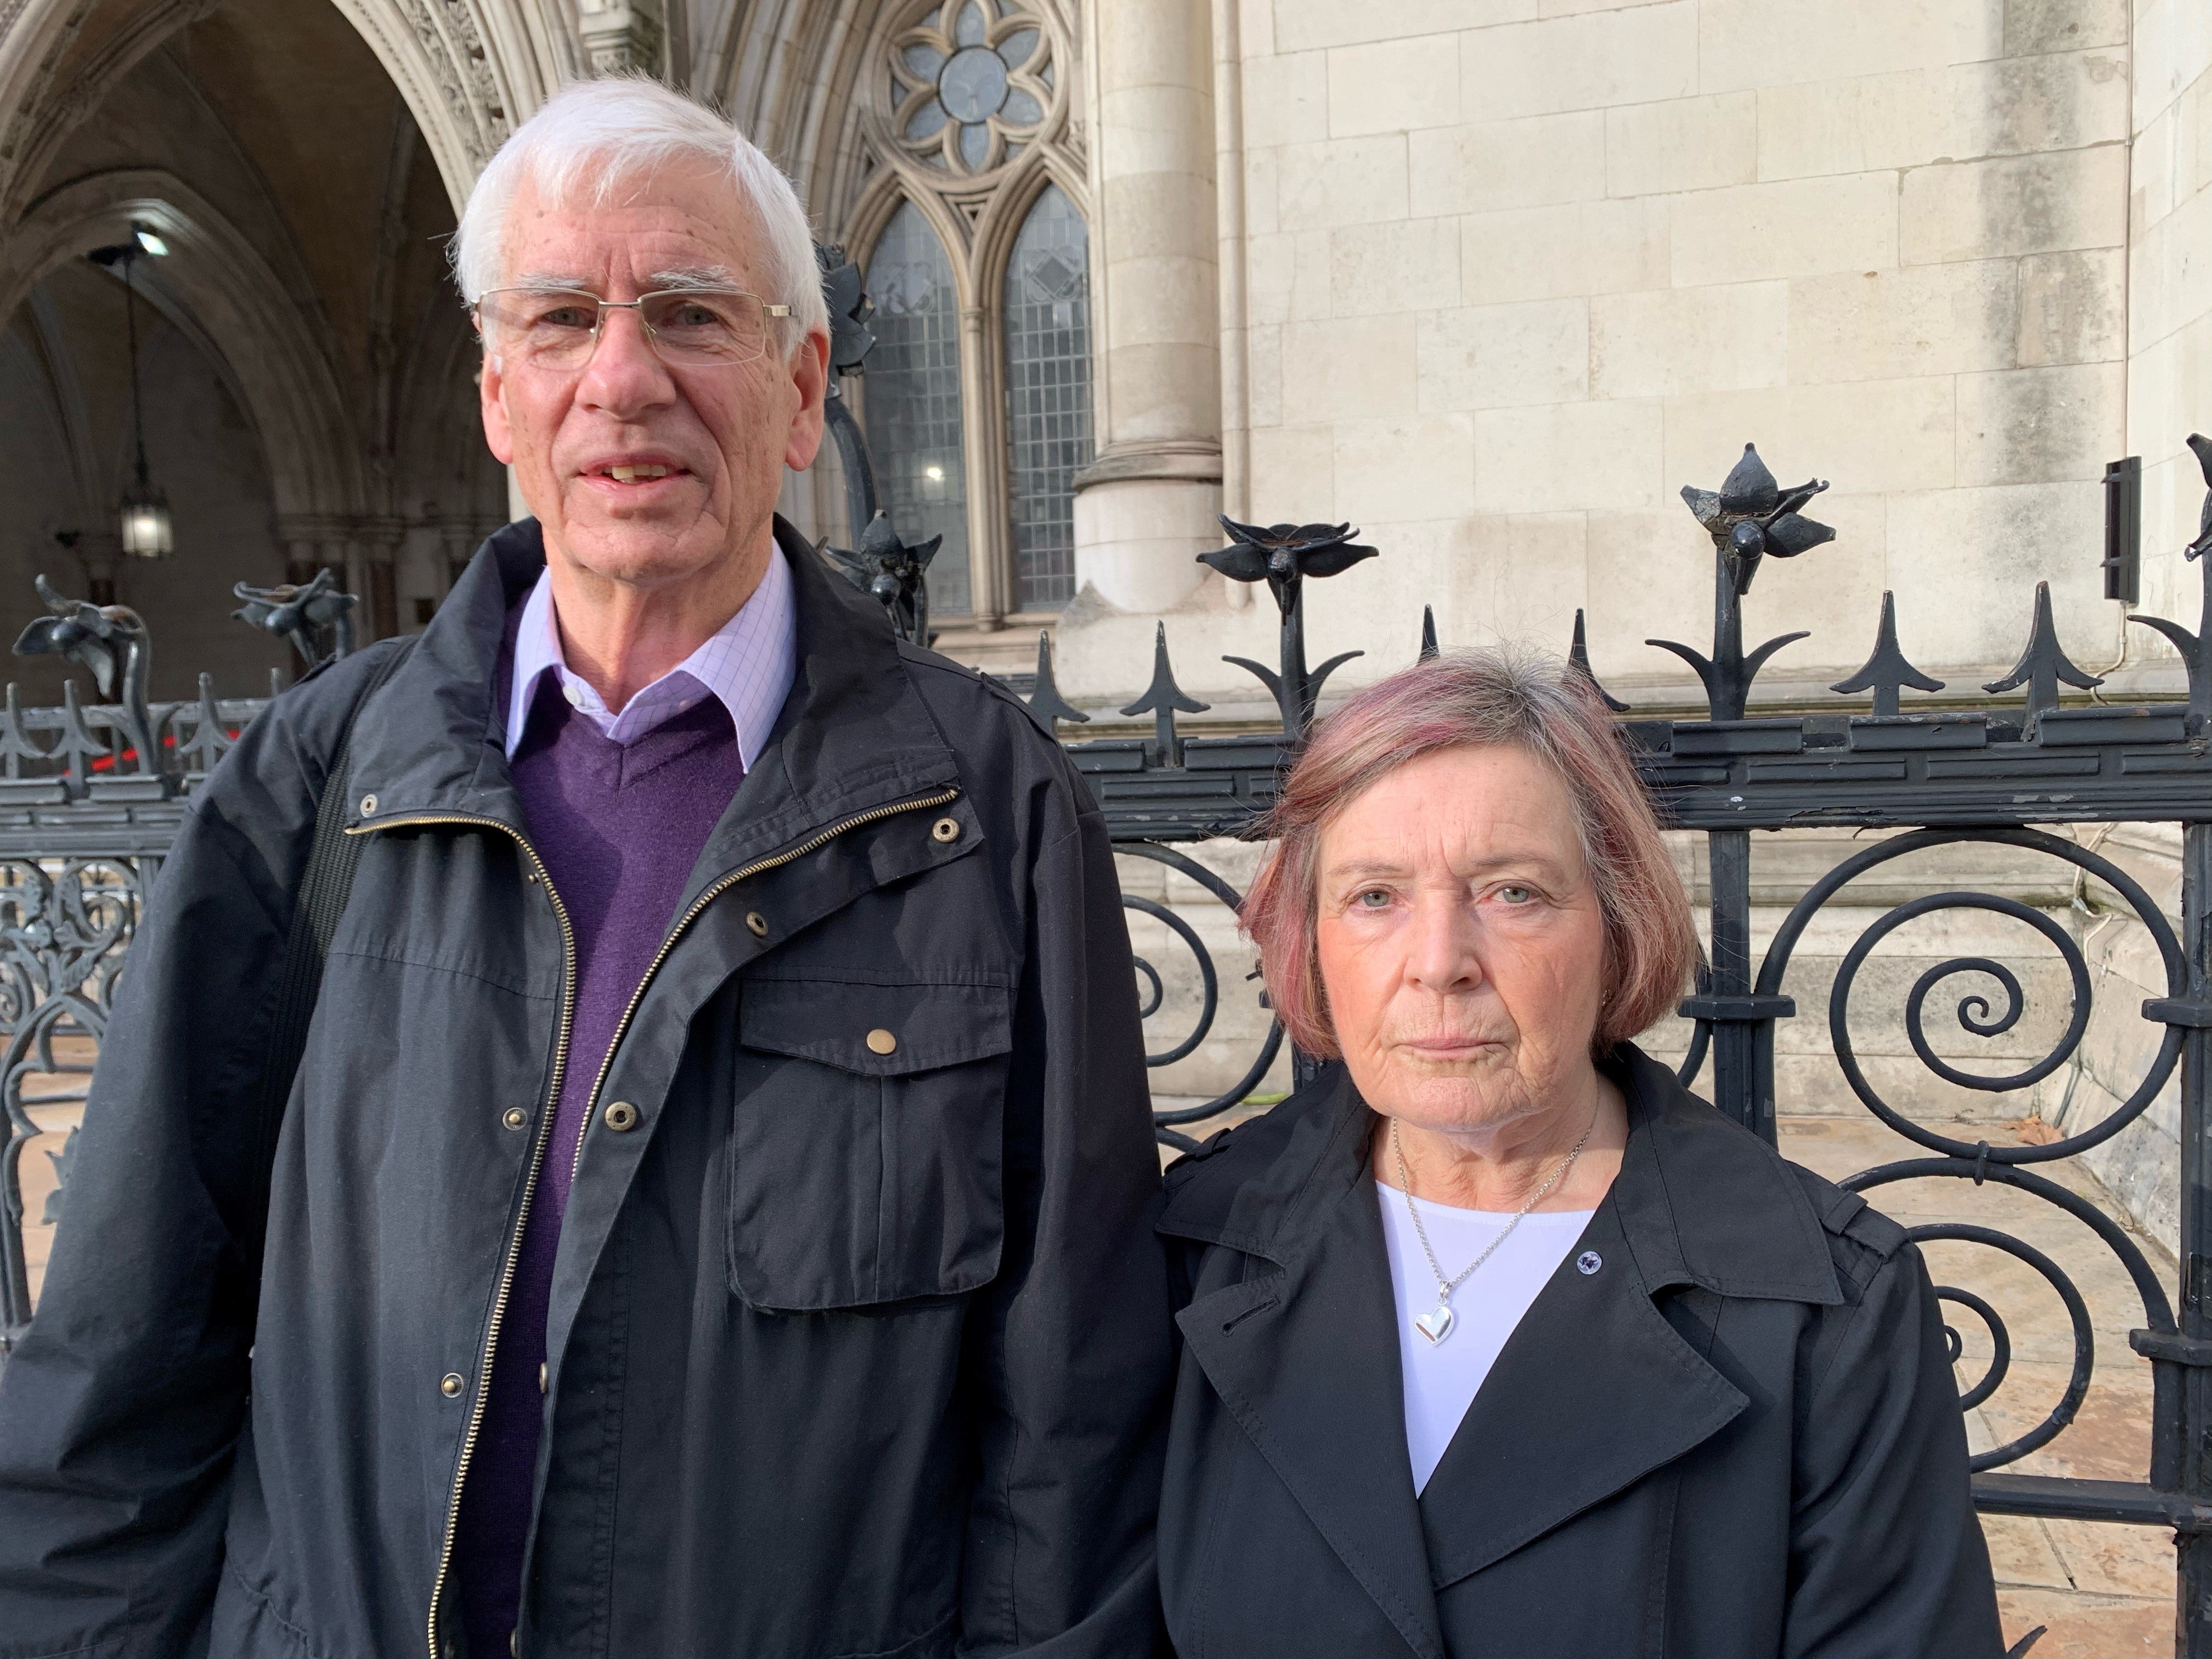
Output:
[1404, 898, 1483, 992]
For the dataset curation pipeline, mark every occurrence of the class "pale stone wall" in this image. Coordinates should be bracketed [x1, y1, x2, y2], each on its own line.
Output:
[1060, 0, 2155, 718]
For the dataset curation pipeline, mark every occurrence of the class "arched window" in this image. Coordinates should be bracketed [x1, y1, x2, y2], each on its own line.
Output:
[863, 201, 970, 614]
[1002, 184, 1091, 610]
[840, 0, 1090, 628]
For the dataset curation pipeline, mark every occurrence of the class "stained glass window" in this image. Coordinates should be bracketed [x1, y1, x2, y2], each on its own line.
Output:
[864, 200, 970, 614]
[1001, 184, 1091, 610]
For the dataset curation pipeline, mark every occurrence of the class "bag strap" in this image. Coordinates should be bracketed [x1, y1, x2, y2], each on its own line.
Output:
[245, 639, 417, 1250]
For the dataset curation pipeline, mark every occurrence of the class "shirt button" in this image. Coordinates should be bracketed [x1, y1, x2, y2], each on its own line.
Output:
[866, 1029, 898, 1056]
[562, 682, 585, 707]
[603, 1100, 640, 1132]
[439, 1373, 464, 1398]
[745, 911, 769, 938]
[358, 793, 377, 816]
[501, 1108, 528, 1131]
[931, 816, 961, 844]
[1577, 1251, 1604, 1276]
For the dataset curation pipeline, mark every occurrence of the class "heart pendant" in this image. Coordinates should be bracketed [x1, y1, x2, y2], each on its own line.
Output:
[1414, 1304, 1454, 1346]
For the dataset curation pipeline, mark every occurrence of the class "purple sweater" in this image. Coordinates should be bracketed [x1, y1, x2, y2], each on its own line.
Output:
[454, 675, 750, 1653]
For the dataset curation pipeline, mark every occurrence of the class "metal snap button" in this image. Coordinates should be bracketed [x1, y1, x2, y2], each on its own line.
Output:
[1577, 1251, 1603, 1276]
[358, 793, 378, 816]
[439, 1372, 464, 1397]
[745, 911, 768, 938]
[501, 1108, 527, 1131]
[931, 816, 961, 844]
[866, 1028, 898, 1056]
[603, 1100, 640, 1132]
[538, 1361, 548, 1396]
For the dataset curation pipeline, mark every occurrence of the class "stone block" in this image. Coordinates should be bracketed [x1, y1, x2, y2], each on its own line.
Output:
[1105, 342, 1224, 439]
[1327, 35, 1461, 137]
[1408, 111, 1606, 216]
[1663, 376, 1956, 498]
[1237, 0, 1275, 57]
[1604, 93, 1757, 199]
[1335, 413, 1479, 524]
[1239, 50, 1329, 151]
[1583, 506, 1713, 674]
[2134, 0, 2212, 126]
[1417, 297, 1590, 411]
[1276, 134, 1409, 230]
[2006, 0, 2128, 56]
[1474, 398, 1665, 513]
[1328, 217, 1462, 315]
[1460, 198, 1671, 304]
[1281, 312, 1417, 420]
[1670, 172, 1901, 287]
[1246, 323, 1283, 425]
[1788, 261, 2021, 385]
[1274, 0, 1538, 53]
[2016, 247, 2124, 367]
[1589, 280, 1787, 400]
[1883, 481, 2115, 668]
[1956, 361, 2124, 487]
[1458, 2, 1699, 122]
[1239, 230, 1298, 326]
[1697, 0, 2004, 93]
[1248, 424, 1337, 519]
[2126, 175, 2212, 349]
[1101, 85, 1216, 180]
[1448, 511, 1591, 644]
[1900, 148, 2129, 267]
[1244, 145, 1280, 235]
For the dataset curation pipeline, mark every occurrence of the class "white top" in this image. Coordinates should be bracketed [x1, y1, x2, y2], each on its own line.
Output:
[504, 545, 797, 770]
[1375, 1181, 1595, 1494]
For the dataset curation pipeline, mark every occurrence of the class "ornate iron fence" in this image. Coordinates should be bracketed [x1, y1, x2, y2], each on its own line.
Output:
[5, 259, 2212, 1644]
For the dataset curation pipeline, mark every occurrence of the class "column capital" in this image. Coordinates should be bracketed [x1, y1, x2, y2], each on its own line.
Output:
[1073, 439, 1223, 493]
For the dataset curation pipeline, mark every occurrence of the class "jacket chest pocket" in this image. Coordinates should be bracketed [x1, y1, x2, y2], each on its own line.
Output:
[726, 974, 1013, 1311]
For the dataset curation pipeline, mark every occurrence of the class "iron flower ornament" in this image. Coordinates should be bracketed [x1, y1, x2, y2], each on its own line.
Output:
[816, 244, 877, 380]
[824, 511, 940, 646]
[14, 573, 162, 778]
[232, 568, 359, 669]
[1680, 443, 1835, 595]
[1200, 517, 1377, 738]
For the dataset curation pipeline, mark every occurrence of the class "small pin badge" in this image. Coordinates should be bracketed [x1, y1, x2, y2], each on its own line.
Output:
[1576, 1251, 1603, 1276]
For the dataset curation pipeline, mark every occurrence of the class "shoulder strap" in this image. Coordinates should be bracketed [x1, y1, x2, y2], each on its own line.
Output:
[245, 639, 417, 1252]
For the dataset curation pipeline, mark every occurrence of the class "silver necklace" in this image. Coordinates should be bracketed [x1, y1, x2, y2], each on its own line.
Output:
[1390, 1113, 1594, 1347]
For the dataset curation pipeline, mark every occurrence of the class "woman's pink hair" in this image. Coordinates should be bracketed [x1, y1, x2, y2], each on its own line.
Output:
[1243, 647, 1698, 1060]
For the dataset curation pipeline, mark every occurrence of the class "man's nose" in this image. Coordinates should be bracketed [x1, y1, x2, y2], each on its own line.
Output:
[577, 304, 675, 414]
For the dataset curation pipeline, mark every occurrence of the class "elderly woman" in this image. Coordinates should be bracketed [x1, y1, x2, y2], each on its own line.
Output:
[1156, 650, 2004, 1658]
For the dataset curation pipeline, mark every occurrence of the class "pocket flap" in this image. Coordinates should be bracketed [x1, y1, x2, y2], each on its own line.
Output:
[739, 976, 1013, 1076]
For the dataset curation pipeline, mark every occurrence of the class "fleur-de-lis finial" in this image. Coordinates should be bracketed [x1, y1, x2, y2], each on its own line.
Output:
[1121, 624, 1209, 768]
[1984, 581, 2101, 728]
[1831, 592, 1945, 717]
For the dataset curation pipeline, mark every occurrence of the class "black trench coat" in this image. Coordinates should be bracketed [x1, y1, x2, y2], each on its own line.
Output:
[0, 518, 1171, 1659]
[1155, 1045, 2004, 1659]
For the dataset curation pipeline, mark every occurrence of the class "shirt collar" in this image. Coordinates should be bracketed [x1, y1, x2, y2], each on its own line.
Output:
[503, 543, 796, 770]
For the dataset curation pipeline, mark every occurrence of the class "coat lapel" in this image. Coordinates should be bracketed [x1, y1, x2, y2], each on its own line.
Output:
[1174, 1094, 1448, 1659]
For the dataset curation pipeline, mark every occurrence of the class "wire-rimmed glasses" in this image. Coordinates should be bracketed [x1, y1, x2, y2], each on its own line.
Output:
[473, 286, 793, 370]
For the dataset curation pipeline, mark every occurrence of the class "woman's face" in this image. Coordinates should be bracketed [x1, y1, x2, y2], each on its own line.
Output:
[1313, 744, 1610, 1138]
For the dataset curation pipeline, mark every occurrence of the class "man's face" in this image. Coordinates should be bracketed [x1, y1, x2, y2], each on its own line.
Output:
[479, 161, 827, 592]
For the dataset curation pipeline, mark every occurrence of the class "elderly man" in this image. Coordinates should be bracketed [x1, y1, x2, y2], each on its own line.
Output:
[0, 80, 1170, 1659]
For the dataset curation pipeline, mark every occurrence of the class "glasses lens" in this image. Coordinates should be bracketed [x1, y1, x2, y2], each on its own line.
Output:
[641, 290, 768, 364]
[477, 289, 602, 369]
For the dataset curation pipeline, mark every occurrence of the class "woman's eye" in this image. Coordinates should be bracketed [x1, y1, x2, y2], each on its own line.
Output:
[1496, 885, 1534, 905]
[1353, 888, 1391, 909]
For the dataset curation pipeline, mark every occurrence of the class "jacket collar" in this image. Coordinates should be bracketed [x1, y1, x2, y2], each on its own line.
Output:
[1160, 1042, 1841, 1307]
[338, 515, 962, 901]
[1160, 1045, 1838, 1636]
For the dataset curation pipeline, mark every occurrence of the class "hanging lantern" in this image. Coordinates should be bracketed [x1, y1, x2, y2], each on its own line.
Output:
[119, 478, 172, 558]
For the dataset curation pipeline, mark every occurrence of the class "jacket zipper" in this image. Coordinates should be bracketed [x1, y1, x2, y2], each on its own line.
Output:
[567, 783, 961, 1185]
[347, 783, 953, 1653]
[342, 812, 578, 1659]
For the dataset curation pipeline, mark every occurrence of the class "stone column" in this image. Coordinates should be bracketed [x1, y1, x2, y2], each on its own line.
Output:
[1070, 0, 1221, 617]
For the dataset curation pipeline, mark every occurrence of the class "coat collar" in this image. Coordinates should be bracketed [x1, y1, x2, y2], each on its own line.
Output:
[1160, 1045, 1841, 1631]
[337, 515, 963, 904]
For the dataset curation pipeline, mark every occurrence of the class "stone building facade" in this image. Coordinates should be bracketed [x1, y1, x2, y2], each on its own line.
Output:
[0, 0, 2208, 1243]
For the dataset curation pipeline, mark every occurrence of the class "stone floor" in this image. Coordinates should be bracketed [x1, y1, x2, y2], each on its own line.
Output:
[1163, 1099, 2182, 1657]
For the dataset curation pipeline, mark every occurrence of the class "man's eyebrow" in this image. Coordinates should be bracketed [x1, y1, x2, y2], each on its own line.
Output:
[649, 265, 738, 291]
[509, 272, 597, 293]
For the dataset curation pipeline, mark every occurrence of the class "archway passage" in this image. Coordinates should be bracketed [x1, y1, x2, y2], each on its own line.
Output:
[0, 0, 507, 704]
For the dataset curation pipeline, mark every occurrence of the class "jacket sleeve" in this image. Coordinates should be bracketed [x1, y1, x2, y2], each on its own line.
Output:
[957, 759, 1173, 1658]
[0, 696, 327, 1657]
[1782, 1238, 2007, 1659]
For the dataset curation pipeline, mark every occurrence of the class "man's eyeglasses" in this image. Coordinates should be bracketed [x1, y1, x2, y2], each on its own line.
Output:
[473, 286, 793, 370]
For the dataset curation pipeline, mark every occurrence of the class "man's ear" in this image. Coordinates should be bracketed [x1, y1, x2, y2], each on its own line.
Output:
[782, 328, 830, 474]
[481, 351, 515, 465]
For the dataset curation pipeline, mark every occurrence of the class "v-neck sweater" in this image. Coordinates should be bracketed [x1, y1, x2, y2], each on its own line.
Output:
[453, 674, 751, 1654]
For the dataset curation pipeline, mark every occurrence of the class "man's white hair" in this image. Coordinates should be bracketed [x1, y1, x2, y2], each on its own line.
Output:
[452, 76, 829, 354]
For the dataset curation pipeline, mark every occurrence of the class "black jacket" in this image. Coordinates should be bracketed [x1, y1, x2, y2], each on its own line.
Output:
[1155, 1046, 2004, 1659]
[0, 519, 1172, 1659]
